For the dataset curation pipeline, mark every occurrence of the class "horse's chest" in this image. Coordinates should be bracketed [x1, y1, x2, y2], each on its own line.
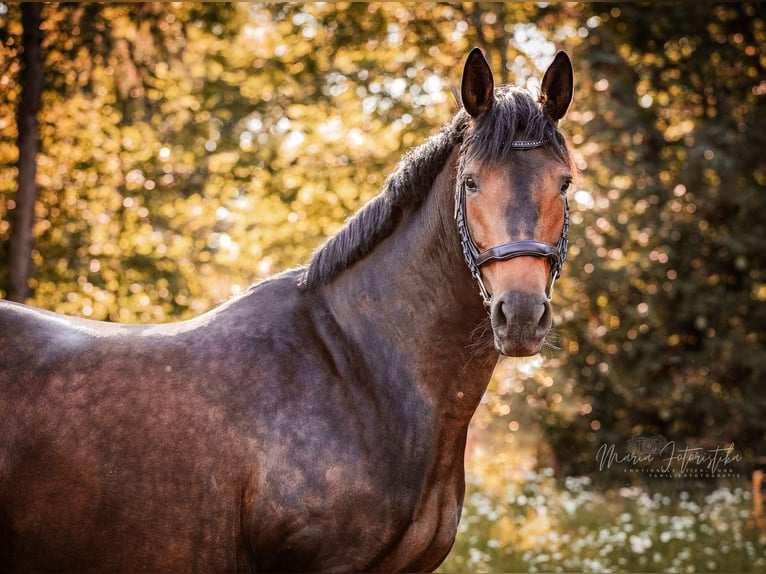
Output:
[247, 455, 464, 572]
[375, 477, 463, 572]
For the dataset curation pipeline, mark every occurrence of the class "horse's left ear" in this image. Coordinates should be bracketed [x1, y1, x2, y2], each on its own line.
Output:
[462, 47, 495, 118]
[539, 51, 573, 123]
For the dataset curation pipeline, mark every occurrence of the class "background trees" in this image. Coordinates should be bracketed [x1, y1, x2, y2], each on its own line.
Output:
[540, 2, 766, 473]
[1, 1, 763, 481]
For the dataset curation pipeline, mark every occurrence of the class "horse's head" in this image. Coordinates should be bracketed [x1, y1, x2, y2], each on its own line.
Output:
[457, 48, 574, 357]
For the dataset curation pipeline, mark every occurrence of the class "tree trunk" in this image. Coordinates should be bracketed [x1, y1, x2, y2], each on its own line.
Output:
[6, 3, 44, 303]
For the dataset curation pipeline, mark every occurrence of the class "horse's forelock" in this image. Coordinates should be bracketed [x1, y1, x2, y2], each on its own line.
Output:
[462, 86, 573, 169]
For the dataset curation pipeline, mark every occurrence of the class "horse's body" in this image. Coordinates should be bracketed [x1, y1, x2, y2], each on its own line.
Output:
[0, 49, 574, 572]
[1, 264, 480, 571]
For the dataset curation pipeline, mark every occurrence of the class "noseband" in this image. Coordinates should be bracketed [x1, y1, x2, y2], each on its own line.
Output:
[454, 138, 570, 309]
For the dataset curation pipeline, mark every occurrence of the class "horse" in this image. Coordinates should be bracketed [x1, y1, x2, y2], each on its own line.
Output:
[0, 48, 575, 572]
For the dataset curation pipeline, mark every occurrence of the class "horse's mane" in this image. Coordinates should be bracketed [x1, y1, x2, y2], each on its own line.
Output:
[298, 86, 573, 290]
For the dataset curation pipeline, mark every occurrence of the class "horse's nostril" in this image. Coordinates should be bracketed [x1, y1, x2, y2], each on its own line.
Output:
[491, 298, 510, 333]
[535, 300, 553, 336]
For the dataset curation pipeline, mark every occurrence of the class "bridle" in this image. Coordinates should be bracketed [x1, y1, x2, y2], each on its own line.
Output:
[454, 138, 570, 310]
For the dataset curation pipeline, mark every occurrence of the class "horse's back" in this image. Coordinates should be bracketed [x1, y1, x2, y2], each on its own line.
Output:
[0, 274, 309, 571]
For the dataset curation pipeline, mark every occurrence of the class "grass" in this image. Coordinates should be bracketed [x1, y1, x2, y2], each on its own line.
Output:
[439, 360, 766, 572]
[440, 468, 766, 573]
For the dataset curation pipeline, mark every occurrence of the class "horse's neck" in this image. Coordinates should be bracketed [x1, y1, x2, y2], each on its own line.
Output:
[322, 149, 497, 423]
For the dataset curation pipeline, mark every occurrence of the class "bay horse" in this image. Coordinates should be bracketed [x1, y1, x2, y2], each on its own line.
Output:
[0, 48, 574, 572]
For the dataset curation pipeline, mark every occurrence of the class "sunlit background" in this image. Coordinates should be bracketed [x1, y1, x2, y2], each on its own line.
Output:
[1, 3, 765, 571]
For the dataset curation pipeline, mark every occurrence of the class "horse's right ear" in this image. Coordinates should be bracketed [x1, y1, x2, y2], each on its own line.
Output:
[539, 51, 573, 123]
[461, 48, 494, 118]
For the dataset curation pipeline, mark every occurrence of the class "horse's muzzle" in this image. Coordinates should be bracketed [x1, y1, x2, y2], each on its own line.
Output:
[490, 290, 552, 356]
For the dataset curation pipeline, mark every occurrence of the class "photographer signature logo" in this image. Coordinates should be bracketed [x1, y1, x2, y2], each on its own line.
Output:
[596, 435, 742, 478]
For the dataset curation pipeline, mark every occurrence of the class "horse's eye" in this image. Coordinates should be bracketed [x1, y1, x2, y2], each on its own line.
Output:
[464, 176, 479, 193]
[560, 178, 572, 195]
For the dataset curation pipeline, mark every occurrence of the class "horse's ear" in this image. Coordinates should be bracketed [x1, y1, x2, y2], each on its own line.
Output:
[539, 51, 573, 123]
[461, 47, 494, 118]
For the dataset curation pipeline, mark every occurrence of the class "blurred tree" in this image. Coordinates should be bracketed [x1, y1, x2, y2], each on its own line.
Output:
[6, 2, 42, 302]
[2, 3, 250, 319]
[542, 2, 766, 473]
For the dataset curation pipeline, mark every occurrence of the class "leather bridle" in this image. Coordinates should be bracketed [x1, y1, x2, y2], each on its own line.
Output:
[454, 138, 570, 309]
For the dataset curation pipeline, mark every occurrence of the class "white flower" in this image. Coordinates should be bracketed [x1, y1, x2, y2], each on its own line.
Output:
[629, 533, 653, 554]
